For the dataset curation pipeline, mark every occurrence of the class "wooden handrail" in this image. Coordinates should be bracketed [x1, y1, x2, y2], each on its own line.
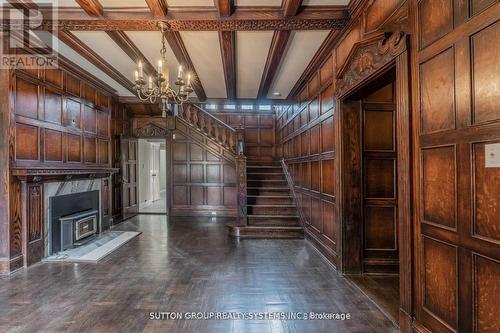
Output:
[191, 104, 237, 133]
[281, 158, 306, 228]
[179, 103, 246, 156]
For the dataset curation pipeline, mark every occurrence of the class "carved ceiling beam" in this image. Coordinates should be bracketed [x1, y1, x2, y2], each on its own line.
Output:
[75, 0, 103, 17]
[282, 0, 303, 17]
[30, 8, 348, 31]
[145, 0, 168, 18]
[258, 30, 291, 99]
[219, 31, 236, 100]
[163, 31, 207, 101]
[106, 31, 158, 78]
[57, 31, 136, 95]
[215, 0, 234, 17]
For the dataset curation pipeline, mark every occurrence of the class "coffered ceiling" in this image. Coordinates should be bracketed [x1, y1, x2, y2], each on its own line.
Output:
[20, 0, 353, 101]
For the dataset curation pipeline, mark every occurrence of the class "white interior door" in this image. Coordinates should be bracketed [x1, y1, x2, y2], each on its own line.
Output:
[151, 145, 161, 202]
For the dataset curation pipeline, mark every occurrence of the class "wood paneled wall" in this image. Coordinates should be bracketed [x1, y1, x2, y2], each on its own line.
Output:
[276, 55, 339, 265]
[277, 0, 410, 271]
[111, 102, 131, 220]
[212, 111, 276, 160]
[1, 63, 130, 274]
[0, 68, 13, 274]
[410, 1, 500, 332]
[170, 120, 238, 216]
[12, 68, 112, 168]
[362, 83, 398, 273]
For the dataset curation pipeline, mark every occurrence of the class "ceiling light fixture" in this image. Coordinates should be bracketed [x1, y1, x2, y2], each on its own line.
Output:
[134, 22, 193, 118]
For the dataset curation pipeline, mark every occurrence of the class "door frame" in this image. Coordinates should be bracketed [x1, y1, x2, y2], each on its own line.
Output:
[336, 32, 413, 329]
[120, 135, 139, 220]
[130, 117, 172, 216]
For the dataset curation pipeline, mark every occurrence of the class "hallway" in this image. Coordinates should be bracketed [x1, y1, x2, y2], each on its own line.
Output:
[140, 191, 167, 214]
[0, 216, 396, 333]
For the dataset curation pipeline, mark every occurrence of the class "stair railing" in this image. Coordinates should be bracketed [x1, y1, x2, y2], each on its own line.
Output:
[179, 104, 247, 226]
[281, 159, 306, 228]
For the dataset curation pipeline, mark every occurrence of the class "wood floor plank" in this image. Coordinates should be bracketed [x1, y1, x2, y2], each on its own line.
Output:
[0, 215, 397, 333]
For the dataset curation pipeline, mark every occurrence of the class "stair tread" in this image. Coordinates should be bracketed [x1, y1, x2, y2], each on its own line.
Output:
[248, 179, 286, 181]
[247, 204, 296, 207]
[240, 226, 303, 229]
[248, 187, 289, 189]
[248, 181, 287, 184]
[247, 194, 292, 198]
[248, 214, 300, 218]
[247, 172, 283, 174]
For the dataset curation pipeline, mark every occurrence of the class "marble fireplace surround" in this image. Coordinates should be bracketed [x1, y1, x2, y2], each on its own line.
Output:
[44, 178, 104, 257]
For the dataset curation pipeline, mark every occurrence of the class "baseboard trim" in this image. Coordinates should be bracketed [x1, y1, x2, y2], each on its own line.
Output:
[227, 225, 304, 239]
[304, 228, 339, 268]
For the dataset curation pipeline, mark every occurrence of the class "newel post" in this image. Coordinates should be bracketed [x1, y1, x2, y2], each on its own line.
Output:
[235, 127, 247, 226]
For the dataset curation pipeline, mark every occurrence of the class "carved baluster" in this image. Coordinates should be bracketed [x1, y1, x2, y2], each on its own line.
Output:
[229, 130, 234, 149]
[236, 127, 245, 155]
[192, 107, 198, 127]
[209, 118, 215, 137]
[223, 128, 227, 145]
[199, 112, 207, 133]
[214, 123, 220, 143]
[205, 116, 214, 138]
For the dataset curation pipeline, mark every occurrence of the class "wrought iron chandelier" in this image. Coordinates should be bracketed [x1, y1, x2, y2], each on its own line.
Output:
[134, 22, 193, 118]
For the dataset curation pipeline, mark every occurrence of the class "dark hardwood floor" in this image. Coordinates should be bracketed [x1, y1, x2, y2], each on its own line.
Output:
[347, 275, 400, 325]
[0, 215, 397, 333]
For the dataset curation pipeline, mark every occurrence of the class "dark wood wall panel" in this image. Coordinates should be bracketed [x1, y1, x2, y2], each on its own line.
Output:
[419, 0, 454, 48]
[411, 1, 500, 332]
[13, 68, 112, 169]
[170, 120, 237, 216]
[277, 55, 339, 266]
[111, 103, 131, 219]
[3, 64, 130, 272]
[421, 146, 456, 229]
[473, 142, 500, 243]
[362, 83, 398, 273]
[419, 48, 456, 134]
[422, 236, 458, 329]
[474, 254, 500, 333]
[213, 111, 275, 160]
[472, 21, 500, 124]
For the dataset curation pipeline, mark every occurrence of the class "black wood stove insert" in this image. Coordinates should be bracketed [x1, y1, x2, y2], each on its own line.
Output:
[49, 190, 100, 255]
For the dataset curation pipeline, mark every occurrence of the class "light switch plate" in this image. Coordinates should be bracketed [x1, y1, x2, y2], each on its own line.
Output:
[485, 143, 500, 168]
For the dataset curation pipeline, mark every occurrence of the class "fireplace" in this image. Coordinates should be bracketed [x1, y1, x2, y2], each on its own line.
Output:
[49, 190, 100, 255]
[59, 209, 99, 251]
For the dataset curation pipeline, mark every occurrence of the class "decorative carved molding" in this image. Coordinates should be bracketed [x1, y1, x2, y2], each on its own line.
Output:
[236, 155, 247, 226]
[335, 31, 408, 98]
[11, 167, 118, 182]
[37, 18, 348, 32]
[28, 185, 42, 242]
[134, 123, 168, 138]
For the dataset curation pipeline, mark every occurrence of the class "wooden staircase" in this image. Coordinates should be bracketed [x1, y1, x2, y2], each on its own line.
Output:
[178, 104, 303, 238]
[228, 160, 304, 239]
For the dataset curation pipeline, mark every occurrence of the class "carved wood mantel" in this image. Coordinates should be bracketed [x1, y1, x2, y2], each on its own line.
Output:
[11, 167, 119, 182]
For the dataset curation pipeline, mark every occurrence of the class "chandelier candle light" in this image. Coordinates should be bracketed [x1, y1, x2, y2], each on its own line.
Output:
[134, 22, 194, 118]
